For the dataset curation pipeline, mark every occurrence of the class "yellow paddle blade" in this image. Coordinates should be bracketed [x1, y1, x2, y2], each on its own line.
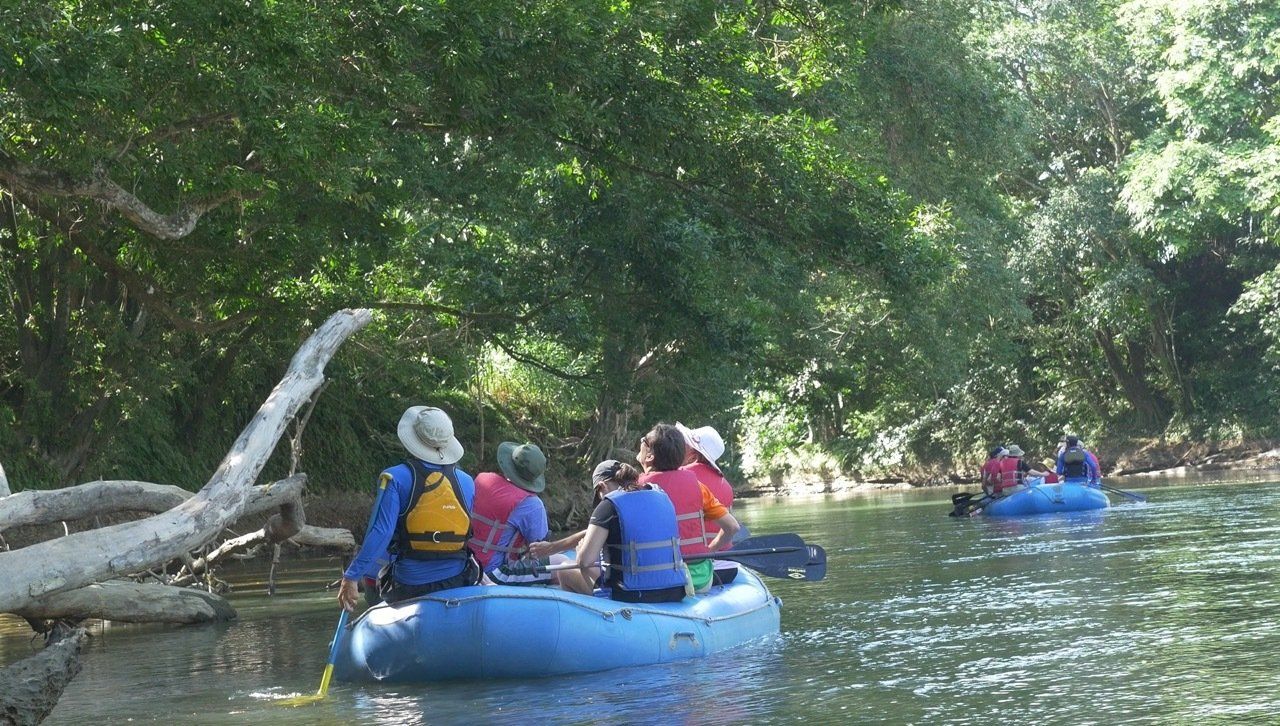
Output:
[276, 660, 337, 707]
[317, 663, 335, 697]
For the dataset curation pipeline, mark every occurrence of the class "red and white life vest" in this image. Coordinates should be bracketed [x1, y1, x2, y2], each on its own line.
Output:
[638, 469, 711, 558]
[682, 462, 733, 546]
[468, 472, 532, 570]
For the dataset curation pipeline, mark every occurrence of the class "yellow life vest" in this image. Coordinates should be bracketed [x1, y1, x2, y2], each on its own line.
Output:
[394, 461, 472, 560]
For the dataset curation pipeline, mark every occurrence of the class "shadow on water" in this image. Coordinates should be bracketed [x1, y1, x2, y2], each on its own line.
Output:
[11, 472, 1280, 723]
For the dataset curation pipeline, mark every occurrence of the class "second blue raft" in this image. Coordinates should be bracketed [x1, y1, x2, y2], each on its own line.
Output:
[982, 478, 1110, 517]
[333, 565, 781, 683]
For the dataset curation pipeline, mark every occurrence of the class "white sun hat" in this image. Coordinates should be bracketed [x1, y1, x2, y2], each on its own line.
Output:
[397, 406, 464, 465]
[675, 422, 726, 473]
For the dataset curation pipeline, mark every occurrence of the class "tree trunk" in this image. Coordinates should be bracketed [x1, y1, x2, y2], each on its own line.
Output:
[0, 308, 371, 613]
[1094, 329, 1167, 429]
[0, 462, 9, 498]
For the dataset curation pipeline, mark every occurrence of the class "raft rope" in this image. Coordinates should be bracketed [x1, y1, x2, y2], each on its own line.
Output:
[347, 572, 778, 628]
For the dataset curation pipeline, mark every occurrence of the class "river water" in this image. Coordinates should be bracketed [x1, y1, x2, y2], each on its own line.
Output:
[7, 472, 1280, 724]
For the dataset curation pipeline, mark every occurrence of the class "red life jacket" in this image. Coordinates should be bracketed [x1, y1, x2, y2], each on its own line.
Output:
[682, 462, 733, 546]
[995, 457, 1022, 493]
[981, 458, 1002, 488]
[638, 469, 711, 558]
[468, 472, 533, 570]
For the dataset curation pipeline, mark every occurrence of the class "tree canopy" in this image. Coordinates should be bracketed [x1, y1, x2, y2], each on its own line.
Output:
[2, 0, 1278, 495]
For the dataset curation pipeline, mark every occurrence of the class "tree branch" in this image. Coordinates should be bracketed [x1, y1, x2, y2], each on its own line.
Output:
[0, 152, 249, 240]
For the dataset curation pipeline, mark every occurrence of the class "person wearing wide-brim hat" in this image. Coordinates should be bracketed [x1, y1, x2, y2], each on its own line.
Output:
[470, 441, 552, 585]
[996, 444, 1053, 496]
[337, 406, 480, 612]
[676, 423, 736, 544]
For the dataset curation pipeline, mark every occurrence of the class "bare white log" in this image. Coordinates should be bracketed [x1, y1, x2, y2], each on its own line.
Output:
[0, 475, 312, 538]
[14, 581, 236, 624]
[291, 525, 356, 549]
[0, 481, 190, 532]
[0, 308, 372, 613]
[0, 461, 9, 498]
[0, 627, 87, 726]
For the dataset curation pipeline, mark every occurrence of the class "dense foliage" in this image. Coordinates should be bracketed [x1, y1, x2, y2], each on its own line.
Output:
[1, 0, 1277, 501]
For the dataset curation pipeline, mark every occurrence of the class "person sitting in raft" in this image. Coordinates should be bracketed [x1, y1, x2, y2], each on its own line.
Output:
[980, 446, 1007, 496]
[993, 444, 1053, 496]
[550, 460, 659, 596]
[337, 406, 480, 611]
[1053, 435, 1101, 480]
[1056, 435, 1101, 485]
[1076, 437, 1103, 484]
[676, 422, 734, 547]
[638, 423, 740, 593]
[469, 442, 552, 586]
[527, 459, 635, 566]
[1041, 459, 1061, 484]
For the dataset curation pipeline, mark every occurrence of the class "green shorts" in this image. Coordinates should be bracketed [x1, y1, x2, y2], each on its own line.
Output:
[687, 558, 714, 591]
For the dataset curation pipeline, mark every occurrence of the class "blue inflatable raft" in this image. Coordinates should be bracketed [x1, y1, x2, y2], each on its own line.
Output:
[981, 478, 1110, 516]
[333, 566, 781, 683]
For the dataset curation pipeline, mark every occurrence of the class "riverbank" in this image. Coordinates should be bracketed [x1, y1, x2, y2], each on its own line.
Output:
[737, 437, 1280, 498]
[8, 438, 1278, 549]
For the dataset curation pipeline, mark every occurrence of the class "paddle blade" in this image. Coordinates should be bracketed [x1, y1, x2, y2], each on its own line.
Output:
[731, 522, 752, 544]
[787, 545, 826, 582]
[279, 608, 349, 707]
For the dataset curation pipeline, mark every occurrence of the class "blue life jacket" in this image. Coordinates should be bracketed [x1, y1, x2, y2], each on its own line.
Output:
[605, 489, 686, 593]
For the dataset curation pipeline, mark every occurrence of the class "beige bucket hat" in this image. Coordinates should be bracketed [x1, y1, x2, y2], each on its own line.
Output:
[397, 406, 464, 465]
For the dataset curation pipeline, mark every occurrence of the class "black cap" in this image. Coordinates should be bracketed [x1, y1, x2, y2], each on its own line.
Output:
[592, 459, 623, 486]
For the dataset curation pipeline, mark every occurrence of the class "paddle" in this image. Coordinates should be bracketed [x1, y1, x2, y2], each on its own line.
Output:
[797, 544, 827, 582]
[509, 533, 826, 582]
[1100, 482, 1147, 502]
[281, 474, 390, 706]
[949, 492, 993, 517]
[279, 608, 350, 707]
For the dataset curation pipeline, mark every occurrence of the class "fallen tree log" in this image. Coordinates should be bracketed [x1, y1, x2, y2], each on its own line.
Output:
[0, 308, 372, 613]
[0, 627, 87, 726]
[0, 461, 9, 498]
[0, 481, 190, 532]
[291, 525, 356, 549]
[14, 581, 236, 624]
[0, 471, 306, 538]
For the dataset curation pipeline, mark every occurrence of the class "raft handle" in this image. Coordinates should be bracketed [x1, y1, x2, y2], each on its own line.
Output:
[670, 632, 699, 649]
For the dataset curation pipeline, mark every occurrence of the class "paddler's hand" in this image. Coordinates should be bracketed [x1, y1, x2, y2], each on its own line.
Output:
[527, 541, 555, 559]
[337, 577, 360, 612]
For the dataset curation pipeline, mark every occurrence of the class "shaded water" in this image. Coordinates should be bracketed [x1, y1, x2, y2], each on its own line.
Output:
[8, 472, 1280, 723]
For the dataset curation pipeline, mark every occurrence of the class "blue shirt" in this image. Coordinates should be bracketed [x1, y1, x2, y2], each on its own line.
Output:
[482, 495, 549, 573]
[1056, 450, 1100, 481]
[343, 460, 476, 586]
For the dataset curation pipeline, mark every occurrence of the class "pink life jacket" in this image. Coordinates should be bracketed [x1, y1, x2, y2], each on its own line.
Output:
[638, 468, 711, 558]
[682, 462, 733, 546]
[468, 472, 532, 570]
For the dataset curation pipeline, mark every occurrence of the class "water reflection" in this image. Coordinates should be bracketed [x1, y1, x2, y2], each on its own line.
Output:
[11, 475, 1280, 723]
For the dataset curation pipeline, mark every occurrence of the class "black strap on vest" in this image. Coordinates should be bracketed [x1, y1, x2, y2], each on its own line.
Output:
[393, 459, 472, 560]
